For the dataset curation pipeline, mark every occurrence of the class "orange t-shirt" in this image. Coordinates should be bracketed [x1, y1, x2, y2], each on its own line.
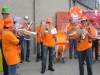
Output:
[0, 19, 4, 39]
[35, 25, 44, 42]
[67, 23, 78, 39]
[42, 25, 55, 47]
[56, 29, 65, 35]
[77, 25, 96, 51]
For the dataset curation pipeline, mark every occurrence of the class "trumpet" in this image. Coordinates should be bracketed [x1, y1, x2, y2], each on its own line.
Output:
[78, 26, 92, 43]
[17, 29, 37, 35]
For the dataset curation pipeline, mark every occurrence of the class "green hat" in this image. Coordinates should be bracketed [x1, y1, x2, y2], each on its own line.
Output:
[1, 6, 10, 14]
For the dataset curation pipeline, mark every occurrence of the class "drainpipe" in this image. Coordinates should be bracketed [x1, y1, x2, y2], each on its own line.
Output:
[33, 0, 36, 53]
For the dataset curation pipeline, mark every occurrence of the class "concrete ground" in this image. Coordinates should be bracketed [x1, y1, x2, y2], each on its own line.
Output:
[0, 51, 100, 75]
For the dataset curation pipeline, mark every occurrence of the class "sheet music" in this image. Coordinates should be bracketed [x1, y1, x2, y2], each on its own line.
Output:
[76, 29, 86, 35]
[14, 17, 21, 23]
[50, 28, 57, 34]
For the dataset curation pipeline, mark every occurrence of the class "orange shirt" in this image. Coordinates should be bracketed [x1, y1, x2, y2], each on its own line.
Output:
[2, 29, 20, 65]
[0, 19, 4, 39]
[77, 26, 96, 51]
[56, 29, 65, 35]
[35, 25, 44, 42]
[42, 25, 55, 47]
[67, 23, 78, 39]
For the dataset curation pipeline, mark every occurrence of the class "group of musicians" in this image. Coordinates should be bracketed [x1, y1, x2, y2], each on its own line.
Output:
[0, 6, 100, 75]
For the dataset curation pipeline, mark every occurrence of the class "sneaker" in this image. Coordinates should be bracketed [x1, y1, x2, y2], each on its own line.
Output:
[25, 59, 30, 62]
[48, 67, 55, 71]
[69, 56, 72, 59]
[41, 69, 45, 74]
[20, 60, 24, 63]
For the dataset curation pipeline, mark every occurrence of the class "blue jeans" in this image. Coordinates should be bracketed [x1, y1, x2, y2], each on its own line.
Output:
[8, 64, 17, 75]
[78, 48, 93, 75]
[21, 38, 31, 60]
[69, 39, 77, 57]
[36, 42, 43, 59]
[42, 45, 54, 70]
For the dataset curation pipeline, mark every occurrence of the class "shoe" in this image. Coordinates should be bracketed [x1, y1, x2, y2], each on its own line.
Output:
[97, 57, 100, 61]
[20, 60, 24, 63]
[48, 67, 55, 71]
[69, 57, 72, 59]
[74, 57, 77, 59]
[36, 59, 39, 62]
[84, 61, 86, 65]
[25, 59, 30, 62]
[41, 69, 45, 74]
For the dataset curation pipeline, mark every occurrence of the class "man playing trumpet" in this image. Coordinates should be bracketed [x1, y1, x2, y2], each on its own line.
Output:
[76, 16, 96, 75]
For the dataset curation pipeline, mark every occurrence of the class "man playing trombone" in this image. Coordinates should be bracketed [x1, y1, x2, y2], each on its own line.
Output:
[20, 16, 33, 63]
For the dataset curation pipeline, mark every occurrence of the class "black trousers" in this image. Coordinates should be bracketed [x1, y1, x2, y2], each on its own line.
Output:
[0, 40, 9, 75]
[92, 39, 99, 60]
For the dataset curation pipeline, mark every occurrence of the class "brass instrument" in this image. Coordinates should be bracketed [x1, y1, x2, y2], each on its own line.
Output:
[68, 23, 79, 36]
[78, 26, 92, 42]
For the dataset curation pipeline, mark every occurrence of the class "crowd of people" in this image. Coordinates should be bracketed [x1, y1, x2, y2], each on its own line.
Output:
[0, 6, 100, 75]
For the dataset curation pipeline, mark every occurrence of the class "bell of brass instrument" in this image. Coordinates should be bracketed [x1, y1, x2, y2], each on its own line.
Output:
[69, 24, 79, 35]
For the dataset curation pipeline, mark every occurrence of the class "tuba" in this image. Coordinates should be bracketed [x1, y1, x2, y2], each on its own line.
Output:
[68, 23, 79, 36]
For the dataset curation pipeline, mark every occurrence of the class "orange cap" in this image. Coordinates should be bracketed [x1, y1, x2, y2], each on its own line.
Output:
[46, 18, 52, 23]
[81, 16, 88, 21]
[4, 17, 13, 27]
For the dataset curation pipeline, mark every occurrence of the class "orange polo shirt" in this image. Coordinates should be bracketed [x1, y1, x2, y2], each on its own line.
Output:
[77, 25, 96, 51]
[67, 23, 78, 39]
[35, 25, 44, 42]
[0, 19, 4, 39]
[42, 25, 55, 47]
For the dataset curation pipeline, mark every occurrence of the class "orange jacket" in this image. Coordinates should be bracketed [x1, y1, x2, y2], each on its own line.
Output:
[2, 29, 20, 65]
[35, 25, 44, 42]
[77, 26, 96, 51]
[0, 19, 4, 39]
[42, 25, 55, 47]
[67, 23, 78, 39]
